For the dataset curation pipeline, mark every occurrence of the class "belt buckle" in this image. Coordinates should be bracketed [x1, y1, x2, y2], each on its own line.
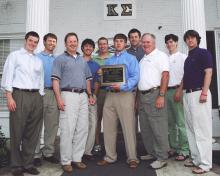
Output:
[70, 88, 75, 92]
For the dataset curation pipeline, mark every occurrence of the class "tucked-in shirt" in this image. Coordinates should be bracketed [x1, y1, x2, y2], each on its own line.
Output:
[168, 52, 186, 87]
[86, 59, 100, 91]
[183, 47, 213, 89]
[1, 48, 44, 95]
[105, 50, 140, 92]
[93, 53, 112, 66]
[51, 52, 92, 89]
[127, 45, 145, 62]
[37, 51, 55, 87]
[138, 48, 169, 91]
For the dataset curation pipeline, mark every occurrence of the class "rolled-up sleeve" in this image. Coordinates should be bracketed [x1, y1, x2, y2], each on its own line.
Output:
[51, 58, 62, 80]
[1, 53, 16, 92]
[85, 63, 92, 80]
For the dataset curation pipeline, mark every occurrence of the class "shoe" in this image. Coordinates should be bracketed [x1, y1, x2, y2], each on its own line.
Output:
[82, 154, 95, 160]
[184, 158, 195, 167]
[62, 165, 73, 173]
[129, 160, 138, 168]
[140, 154, 155, 160]
[192, 167, 207, 174]
[168, 150, 177, 158]
[97, 160, 110, 166]
[44, 156, 59, 164]
[73, 162, 87, 169]
[175, 154, 188, 161]
[33, 158, 42, 167]
[11, 168, 24, 176]
[150, 160, 167, 169]
[24, 167, 40, 175]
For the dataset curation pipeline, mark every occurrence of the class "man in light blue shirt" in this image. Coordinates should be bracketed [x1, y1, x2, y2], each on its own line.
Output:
[34, 33, 59, 166]
[97, 33, 140, 168]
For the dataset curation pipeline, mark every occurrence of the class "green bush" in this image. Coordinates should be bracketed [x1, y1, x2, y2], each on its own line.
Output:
[0, 126, 9, 167]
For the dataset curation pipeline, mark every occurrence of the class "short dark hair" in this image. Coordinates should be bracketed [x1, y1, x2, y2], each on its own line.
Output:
[81, 38, 95, 51]
[97, 37, 108, 44]
[43, 33, 57, 42]
[183, 30, 201, 45]
[165, 34, 178, 43]
[128, 28, 141, 38]
[64, 32, 78, 43]
[113, 33, 127, 43]
[25, 31, 40, 41]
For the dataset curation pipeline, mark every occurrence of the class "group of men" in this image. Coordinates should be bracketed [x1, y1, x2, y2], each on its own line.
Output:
[1, 28, 213, 176]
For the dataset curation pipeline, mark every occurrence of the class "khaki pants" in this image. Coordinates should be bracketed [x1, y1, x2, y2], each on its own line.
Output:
[85, 95, 97, 155]
[60, 92, 88, 165]
[103, 92, 138, 163]
[35, 89, 59, 158]
[10, 90, 43, 168]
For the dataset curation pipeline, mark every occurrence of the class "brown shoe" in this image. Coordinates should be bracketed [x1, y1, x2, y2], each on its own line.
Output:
[62, 165, 73, 173]
[97, 160, 110, 166]
[74, 162, 87, 169]
[129, 160, 138, 168]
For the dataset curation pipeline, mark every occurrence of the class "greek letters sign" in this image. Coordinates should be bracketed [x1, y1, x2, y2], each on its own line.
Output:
[104, 0, 136, 20]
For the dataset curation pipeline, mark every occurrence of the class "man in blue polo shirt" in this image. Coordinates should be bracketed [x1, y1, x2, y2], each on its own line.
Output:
[97, 33, 140, 168]
[51, 32, 95, 173]
[81, 38, 100, 160]
[34, 33, 59, 166]
[182, 30, 213, 174]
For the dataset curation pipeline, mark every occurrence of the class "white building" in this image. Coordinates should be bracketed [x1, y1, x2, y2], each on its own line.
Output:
[0, 0, 220, 149]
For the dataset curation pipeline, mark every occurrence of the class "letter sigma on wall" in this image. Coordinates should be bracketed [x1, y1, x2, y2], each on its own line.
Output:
[104, 0, 136, 20]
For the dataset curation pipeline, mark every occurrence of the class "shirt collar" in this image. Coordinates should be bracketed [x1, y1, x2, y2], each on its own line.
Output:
[20, 48, 36, 56]
[115, 50, 126, 57]
[145, 48, 158, 57]
[64, 51, 80, 58]
[168, 51, 180, 57]
[41, 51, 54, 57]
[129, 45, 142, 51]
[188, 47, 199, 55]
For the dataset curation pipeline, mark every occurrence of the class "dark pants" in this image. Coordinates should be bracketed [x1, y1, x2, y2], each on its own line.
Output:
[10, 90, 43, 168]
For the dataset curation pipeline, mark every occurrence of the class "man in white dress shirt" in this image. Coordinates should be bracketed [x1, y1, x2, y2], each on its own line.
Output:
[165, 34, 189, 161]
[138, 33, 169, 169]
[1, 31, 44, 176]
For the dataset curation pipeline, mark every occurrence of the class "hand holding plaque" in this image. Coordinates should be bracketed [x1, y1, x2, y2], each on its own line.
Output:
[100, 64, 126, 86]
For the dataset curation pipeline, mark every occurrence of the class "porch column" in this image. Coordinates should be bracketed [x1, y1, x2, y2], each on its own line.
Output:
[181, 0, 207, 49]
[26, 0, 50, 52]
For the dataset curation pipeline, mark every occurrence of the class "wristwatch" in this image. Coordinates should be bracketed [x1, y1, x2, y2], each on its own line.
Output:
[159, 92, 165, 97]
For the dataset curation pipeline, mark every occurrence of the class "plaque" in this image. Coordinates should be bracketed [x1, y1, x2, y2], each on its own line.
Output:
[101, 64, 126, 86]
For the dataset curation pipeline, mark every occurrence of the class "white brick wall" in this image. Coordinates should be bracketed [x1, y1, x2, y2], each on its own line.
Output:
[50, 0, 184, 54]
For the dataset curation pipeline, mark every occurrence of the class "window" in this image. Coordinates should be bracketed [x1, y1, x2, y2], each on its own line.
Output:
[0, 39, 23, 111]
